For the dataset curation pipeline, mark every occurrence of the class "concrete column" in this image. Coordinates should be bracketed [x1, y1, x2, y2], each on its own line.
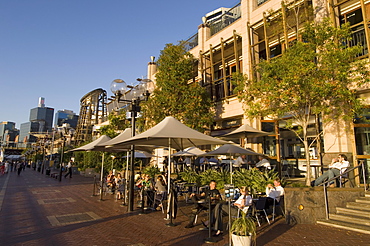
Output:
[198, 17, 211, 52]
[147, 56, 157, 82]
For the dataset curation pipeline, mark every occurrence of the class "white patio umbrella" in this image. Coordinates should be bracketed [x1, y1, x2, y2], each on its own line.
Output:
[109, 116, 227, 220]
[220, 123, 271, 143]
[69, 135, 112, 152]
[202, 143, 261, 183]
[124, 151, 155, 158]
[171, 147, 206, 156]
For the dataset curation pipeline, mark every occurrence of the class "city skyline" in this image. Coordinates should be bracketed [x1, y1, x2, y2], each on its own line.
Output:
[0, 0, 239, 128]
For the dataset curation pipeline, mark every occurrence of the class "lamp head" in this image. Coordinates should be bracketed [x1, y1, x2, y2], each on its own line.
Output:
[110, 79, 128, 95]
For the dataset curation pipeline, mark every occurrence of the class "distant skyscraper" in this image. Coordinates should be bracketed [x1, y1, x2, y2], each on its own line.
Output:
[19, 97, 54, 146]
[54, 109, 79, 128]
[0, 121, 16, 147]
[29, 97, 54, 133]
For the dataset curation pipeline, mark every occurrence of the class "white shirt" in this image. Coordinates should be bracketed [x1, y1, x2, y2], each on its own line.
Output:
[184, 157, 191, 166]
[234, 156, 246, 167]
[234, 194, 252, 213]
[266, 185, 284, 202]
[329, 160, 349, 173]
[256, 158, 271, 169]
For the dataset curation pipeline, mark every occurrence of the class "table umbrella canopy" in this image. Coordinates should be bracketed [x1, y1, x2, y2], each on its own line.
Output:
[172, 147, 206, 156]
[123, 151, 155, 158]
[69, 135, 112, 152]
[221, 124, 271, 139]
[95, 128, 155, 153]
[202, 143, 261, 156]
[202, 143, 262, 184]
[109, 116, 227, 149]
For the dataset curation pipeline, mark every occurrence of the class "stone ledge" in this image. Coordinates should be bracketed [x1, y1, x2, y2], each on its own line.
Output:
[284, 187, 365, 224]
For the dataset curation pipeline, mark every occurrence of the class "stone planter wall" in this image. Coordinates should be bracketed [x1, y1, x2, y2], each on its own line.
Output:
[284, 187, 365, 224]
[81, 168, 99, 177]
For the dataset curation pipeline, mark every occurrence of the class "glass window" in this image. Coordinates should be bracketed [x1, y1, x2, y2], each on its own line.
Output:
[355, 127, 370, 155]
[257, 0, 269, 6]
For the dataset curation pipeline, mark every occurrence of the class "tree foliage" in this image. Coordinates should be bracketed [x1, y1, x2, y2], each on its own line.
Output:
[140, 42, 214, 132]
[99, 112, 130, 138]
[233, 19, 369, 185]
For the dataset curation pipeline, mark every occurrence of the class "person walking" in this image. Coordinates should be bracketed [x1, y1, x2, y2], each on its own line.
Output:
[64, 161, 73, 178]
[16, 162, 23, 176]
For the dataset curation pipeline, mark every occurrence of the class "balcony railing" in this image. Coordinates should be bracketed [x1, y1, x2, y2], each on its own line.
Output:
[184, 33, 198, 51]
[349, 25, 369, 57]
[209, 3, 241, 36]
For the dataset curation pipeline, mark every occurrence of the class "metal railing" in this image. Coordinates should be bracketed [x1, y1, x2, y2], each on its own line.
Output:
[319, 160, 368, 220]
[184, 33, 198, 51]
[349, 26, 369, 57]
[209, 3, 241, 36]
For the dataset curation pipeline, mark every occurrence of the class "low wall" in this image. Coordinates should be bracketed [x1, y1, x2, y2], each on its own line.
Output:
[284, 187, 365, 224]
[80, 168, 99, 177]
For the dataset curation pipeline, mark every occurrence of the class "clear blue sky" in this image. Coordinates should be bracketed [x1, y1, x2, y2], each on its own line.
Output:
[0, 0, 239, 128]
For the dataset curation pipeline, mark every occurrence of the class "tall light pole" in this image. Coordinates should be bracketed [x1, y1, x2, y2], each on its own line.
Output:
[110, 78, 153, 212]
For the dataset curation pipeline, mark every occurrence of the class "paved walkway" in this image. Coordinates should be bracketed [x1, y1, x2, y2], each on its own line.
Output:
[1, 169, 370, 246]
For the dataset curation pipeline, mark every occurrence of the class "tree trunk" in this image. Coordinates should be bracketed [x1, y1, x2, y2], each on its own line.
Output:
[304, 134, 312, 186]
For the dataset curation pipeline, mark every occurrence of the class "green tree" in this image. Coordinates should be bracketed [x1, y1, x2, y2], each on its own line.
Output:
[140, 42, 214, 132]
[233, 19, 369, 186]
[100, 112, 130, 138]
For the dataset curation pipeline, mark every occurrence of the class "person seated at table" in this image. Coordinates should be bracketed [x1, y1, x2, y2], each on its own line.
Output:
[114, 173, 124, 200]
[184, 157, 192, 169]
[313, 154, 350, 187]
[208, 156, 219, 169]
[185, 180, 221, 228]
[199, 156, 209, 170]
[138, 174, 154, 208]
[212, 187, 253, 236]
[106, 171, 116, 194]
[153, 175, 167, 210]
[265, 178, 285, 210]
[255, 155, 271, 172]
[234, 155, 247, 170]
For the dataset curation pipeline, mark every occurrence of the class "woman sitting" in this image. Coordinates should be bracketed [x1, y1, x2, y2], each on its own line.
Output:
[106, 171, 116, 194]
[212, 187, 252, 236]
[153, 176, 167, 210]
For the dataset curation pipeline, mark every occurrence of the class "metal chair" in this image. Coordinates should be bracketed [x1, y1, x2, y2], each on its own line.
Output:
[282, 164, 290, 178]
[154, 191, 167, 213]
[272, 196, 285, 221]
[254, 197, 270, 227]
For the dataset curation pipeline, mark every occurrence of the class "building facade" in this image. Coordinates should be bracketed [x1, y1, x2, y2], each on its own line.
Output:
[183, 0, 370, 181]
[18, 97, 54, 147]
[54, 109, 79, 129]
[0, 121, 18, 147]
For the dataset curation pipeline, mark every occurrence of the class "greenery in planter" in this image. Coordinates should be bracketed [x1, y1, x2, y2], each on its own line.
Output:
[142, 166, 161, 178]
[179, 169, 200, 185]
[230, 211, 256, 237]
[233, 169, 279, 195]
[198, 169, 230, 188]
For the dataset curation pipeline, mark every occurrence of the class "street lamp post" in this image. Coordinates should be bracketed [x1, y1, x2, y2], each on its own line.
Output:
[59, 136, 65, 182]
[110, 78, 153, 212]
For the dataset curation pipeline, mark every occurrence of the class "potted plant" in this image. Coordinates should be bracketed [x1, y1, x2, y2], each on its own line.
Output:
[230, 211, 256, 246]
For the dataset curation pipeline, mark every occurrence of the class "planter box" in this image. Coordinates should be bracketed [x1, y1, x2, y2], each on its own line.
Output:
[82, 168, 98, 177]
[231, 234, 252, 246]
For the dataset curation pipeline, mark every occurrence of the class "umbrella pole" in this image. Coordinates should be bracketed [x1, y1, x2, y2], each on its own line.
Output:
[166, 138, 176, 226]
[99, 153, 105, 201]
[230, 154, 233, 184]
[123, 151, 129, 206]
[166, 138, 171, 220]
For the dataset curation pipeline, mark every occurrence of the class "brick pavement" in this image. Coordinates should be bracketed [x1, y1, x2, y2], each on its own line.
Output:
[1, 169, 370, 246]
